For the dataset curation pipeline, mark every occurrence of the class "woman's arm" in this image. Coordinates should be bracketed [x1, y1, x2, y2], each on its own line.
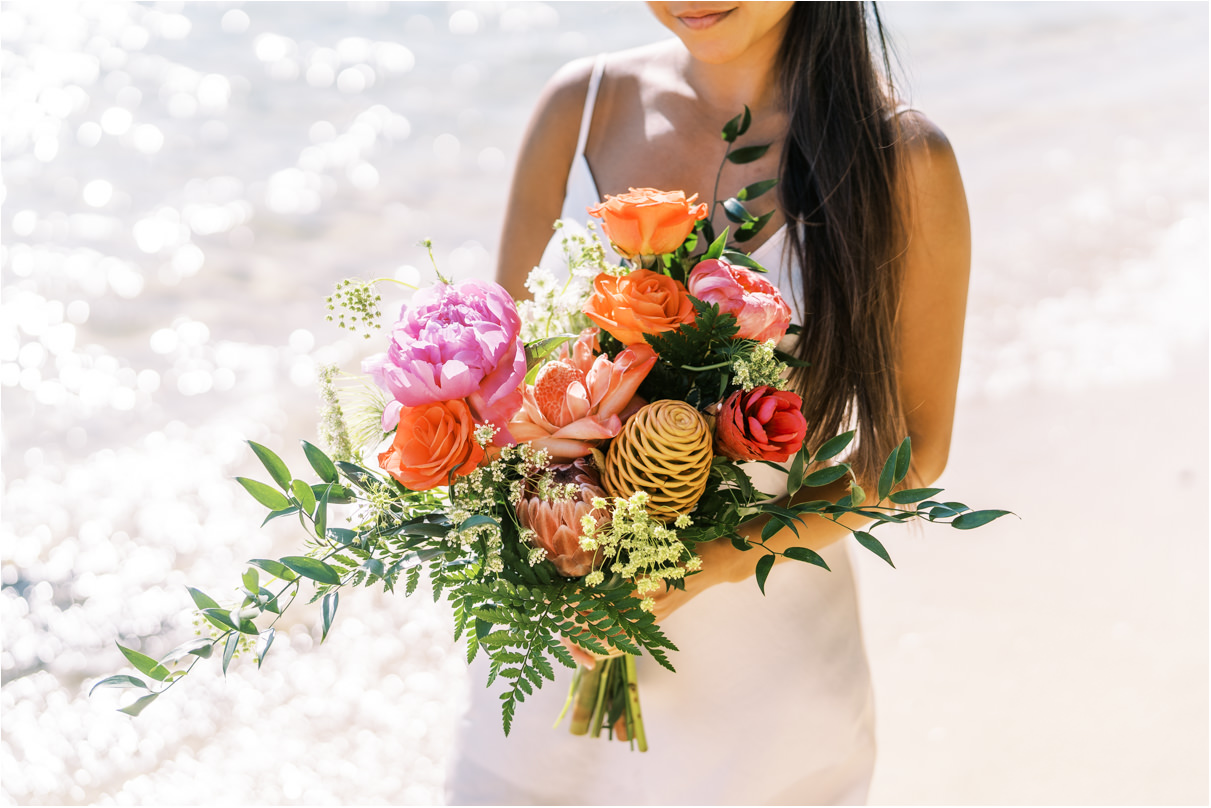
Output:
[651, 113, 972, 621]
[494, 58, 597, 301]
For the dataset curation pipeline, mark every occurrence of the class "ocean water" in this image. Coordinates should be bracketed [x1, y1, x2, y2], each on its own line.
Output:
[1, 2, 1205, 805]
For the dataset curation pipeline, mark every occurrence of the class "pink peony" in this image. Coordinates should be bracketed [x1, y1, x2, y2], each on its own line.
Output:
[715, 385, 808, 463]
[508, 328, 656, 461]
[516, 460, 607, 578]
[686, 258, 792, 343]
[363, 279, 526, 437]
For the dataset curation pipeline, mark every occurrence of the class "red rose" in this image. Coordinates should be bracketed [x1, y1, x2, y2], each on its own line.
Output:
[714, 386, 808, 463]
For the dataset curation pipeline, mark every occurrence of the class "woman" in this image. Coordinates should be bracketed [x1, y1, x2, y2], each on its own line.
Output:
[448, 2, 970, 804]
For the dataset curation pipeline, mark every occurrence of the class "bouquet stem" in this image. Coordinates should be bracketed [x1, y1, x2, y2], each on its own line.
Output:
[559, 654, 648, 751]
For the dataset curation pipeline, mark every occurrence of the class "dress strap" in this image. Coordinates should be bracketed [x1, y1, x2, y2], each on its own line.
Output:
[574, 54, 607, 158]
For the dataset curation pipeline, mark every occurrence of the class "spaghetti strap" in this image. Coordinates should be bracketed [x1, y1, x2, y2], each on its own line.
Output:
[574, 54, 607, 159]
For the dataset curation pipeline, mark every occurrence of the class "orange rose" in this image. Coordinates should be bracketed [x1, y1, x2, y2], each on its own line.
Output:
[587, 188, 708, 259]
[378, 398, 485, 491]
[582, 269, 695, 346]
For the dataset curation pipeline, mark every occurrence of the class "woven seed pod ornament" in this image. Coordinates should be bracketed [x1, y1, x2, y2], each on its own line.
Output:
[602, 399, 713, 521]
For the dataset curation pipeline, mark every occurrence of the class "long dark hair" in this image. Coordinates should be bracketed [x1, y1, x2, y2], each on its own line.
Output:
[776, 1, 909, 484]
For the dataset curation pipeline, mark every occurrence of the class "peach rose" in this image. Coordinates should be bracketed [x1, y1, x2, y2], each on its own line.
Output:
[587, 188, 708, 259]
[378, 398, 485, 491]
[582, 269, 695, 347]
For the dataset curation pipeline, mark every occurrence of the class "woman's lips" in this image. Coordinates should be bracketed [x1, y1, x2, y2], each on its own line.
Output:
[675, 9, 733, 31]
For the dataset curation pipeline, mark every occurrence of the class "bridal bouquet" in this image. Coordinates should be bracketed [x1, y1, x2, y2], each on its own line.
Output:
[96, 110, 1008, 752]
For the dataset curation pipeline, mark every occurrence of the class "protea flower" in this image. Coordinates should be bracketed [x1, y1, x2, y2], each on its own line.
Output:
[517, 460, 608, 577]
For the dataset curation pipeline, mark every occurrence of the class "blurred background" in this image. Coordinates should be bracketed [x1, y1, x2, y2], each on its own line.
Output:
[1, 1, 1205, 804]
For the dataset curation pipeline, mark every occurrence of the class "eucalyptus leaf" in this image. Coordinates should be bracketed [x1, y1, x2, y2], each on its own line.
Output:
[248, 440, 291, 490]
[783, 546, 830, 570]
[117, 644, 170, 682]
[257, 627, 275, 669]
[721, 105, 751, 142]
[813, 431, 855, 463]
[301, 440, 339, 483]
[877, 444, 900, 501]
[187, 586, 220, 611]
[889, 487, 944, 504]
[280, 556, 342, 585]
[222, 632, 238, 675]
[727, 143, 771, 164]
[736, 178, 778, 201]
[236, 477, 292, 511]
[290, 479, 316, 514]
[803, 465, 850, 487]
[117, 692, 160, 717]
[90, 674, 150, 696]
[893, 436, 912, 484]
[754, 553, 775, 595]
[952, 509, 1012, 530]
[321, 592, 339, 642]
[249, 558, 298, 582]
[854, 531, 895, 567]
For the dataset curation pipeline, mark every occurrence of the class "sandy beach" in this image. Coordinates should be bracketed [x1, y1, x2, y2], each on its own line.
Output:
[1, 2, 1206, 805]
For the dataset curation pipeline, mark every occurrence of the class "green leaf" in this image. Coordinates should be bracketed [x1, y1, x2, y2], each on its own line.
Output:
[459, 514, 500, 531]
[783, 546, 830, 570]
[290, 479, 316, 515]
[736, 178, 778, 201]
[248, 440, 290, 490]
[235, 477, 292, 511]
[241, 567, 259, 594]
[848, 482, 866, 506]
[734, 209, 776, 243]
[704, 227, 729, 261]
[803, 465, 850, 487]
[877, 444, 900, 501]
[730, 535, 752, 552]
[257, 628, 275, 669]
[722, 198, 756, 224]
[813, 431, 855, 463]
[117, 644, 170, 682]
[754, 553, 775, 595]
[720, 105, 751, 142]
[201, 608, 236, 632]
[524, 334, 579, 382]
[249, 558, 298, 582]
[261, 506, 299, 527]
[787, 448, 807, 494]
[187, 587, 220, 611]
[159, 637, 215, 663]
[720, 249, 768, 272]
[281, 556, 342, 585]
[888, 487, 944, 504]
[90, 674, 150, 696]
[221, 632, 238, 675]
[361, 557, 386, 580]
[727, 143, 771, 164]
[321, 592, 339, 642]
[952, 509, 1013, 530]
[301, 440, 339, 484]
[313, 486, 329, 540]
[117, 692, 160, 717]
[854, 531, 894, 567]
[893, 436, 912, 484]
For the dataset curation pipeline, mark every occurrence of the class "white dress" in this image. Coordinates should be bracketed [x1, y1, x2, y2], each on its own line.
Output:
[446, 56, 876, 806]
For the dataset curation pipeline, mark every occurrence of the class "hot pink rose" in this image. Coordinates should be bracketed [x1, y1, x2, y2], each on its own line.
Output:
[687, 258, 792, 343]
[508, 328, 657, 460]
[363, 279, 526, 438]
[715, 385, 808, 463]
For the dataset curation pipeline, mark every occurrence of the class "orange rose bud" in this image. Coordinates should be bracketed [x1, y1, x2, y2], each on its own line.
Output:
[378, 398, 485, 491]
[582, 269, 695, 347]
[587, 187, 708, 259]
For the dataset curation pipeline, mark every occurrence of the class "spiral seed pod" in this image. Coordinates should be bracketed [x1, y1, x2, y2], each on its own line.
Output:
[602, 400, 713, 521]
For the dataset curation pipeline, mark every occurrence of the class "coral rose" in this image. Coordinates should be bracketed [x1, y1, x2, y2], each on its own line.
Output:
[516, 460, 607, 577]
[587, 188, 708, 259]
[582, 269, 695, 347]
[687, 258, 792, 343]
[363, 279, 526, 439]
[508, 328, 657, 460]
[378, 398, 485, 491]
[715, 385, 808, 463]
